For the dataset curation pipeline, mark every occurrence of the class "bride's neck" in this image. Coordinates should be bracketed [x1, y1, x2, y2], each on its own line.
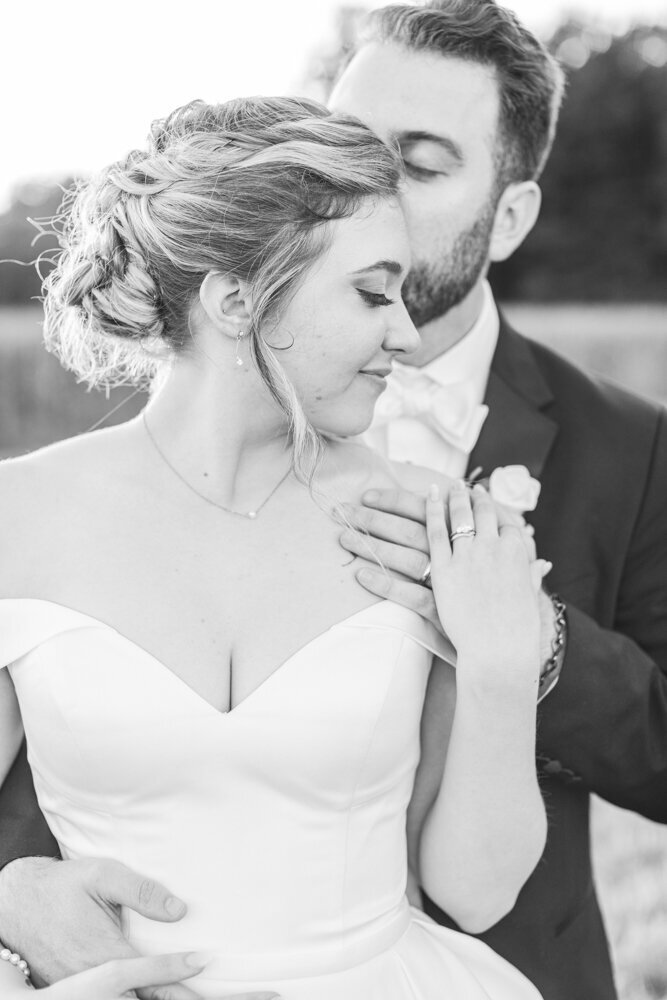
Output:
[143, 357, 293, 509]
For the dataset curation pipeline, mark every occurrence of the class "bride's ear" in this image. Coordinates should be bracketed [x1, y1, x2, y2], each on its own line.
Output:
[199, 271, 253, 341]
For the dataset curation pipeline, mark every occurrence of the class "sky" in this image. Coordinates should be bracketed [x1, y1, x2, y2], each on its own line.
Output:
[2, 0, 666, 206]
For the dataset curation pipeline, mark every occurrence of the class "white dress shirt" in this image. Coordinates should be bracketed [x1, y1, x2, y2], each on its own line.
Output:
[365, 281, 499, 478]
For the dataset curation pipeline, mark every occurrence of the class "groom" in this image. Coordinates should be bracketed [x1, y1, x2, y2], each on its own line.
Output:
[330, 3, 667, 1000]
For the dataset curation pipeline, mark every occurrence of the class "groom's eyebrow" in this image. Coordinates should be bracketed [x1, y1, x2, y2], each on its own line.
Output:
[350, 260, 404, 276]
[398, 130, 464, 164]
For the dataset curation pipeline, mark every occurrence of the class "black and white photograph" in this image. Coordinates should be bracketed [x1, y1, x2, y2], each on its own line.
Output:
[0, 1, 665, 998]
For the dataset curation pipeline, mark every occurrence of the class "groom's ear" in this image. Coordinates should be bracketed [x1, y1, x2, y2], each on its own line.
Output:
[488, 181, 542, 263]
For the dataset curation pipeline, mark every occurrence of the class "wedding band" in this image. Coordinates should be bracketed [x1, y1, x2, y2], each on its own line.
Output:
[418, 560, 432, 589]
[450, 525, 476, 541]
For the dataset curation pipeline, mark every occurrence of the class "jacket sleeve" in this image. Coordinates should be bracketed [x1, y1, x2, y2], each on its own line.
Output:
[0, 741, 59, 867]
[536, 408, 667, 822]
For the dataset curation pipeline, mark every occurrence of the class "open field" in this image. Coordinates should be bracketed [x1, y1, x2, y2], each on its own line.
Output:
[593, 798, 667, 999]
[1, 305, 666, 996]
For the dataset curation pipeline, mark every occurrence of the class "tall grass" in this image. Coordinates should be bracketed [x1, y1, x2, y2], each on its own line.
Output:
[593, 798, 667, 1000]
[0, 307, 145, 457]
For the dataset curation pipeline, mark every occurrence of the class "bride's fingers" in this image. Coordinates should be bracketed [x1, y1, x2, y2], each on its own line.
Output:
[426, 484, 452, 567]
[49, 952, 210, 998]
[470, 484, 498, 537]
[530, 559, 553, 593]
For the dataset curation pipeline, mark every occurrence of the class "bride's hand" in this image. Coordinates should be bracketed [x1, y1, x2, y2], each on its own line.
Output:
[0, 953, 280, 1000]
[342, 485, 548, 641]
[426, 481, 541, 686]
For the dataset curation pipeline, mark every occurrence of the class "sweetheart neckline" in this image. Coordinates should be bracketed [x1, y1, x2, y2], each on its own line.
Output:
[5, 596, 419, 719]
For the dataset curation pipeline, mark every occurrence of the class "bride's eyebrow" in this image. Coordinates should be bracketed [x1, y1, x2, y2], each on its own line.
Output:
[349, 260, 404, 277]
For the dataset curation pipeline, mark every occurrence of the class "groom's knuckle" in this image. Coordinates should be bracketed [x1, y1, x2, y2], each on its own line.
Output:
[372, 573, 391, 596]
[363, 509, 382, 535]
[137, 877, 159, 908]
[85, 855, 115, 888]
[405, 550, 425, 577]
[413, 588, 432, 614]
[383, 489, 402, 509]
[405, 521, 424, 547]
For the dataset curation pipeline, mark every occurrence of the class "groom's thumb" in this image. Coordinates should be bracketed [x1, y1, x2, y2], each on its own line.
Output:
[91, 859, 187, 921]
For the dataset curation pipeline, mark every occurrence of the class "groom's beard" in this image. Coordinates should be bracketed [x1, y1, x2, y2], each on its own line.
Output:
[401, 198, 497, 328]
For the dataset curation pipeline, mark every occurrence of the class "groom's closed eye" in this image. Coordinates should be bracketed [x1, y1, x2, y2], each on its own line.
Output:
[399, 131, 464, 179]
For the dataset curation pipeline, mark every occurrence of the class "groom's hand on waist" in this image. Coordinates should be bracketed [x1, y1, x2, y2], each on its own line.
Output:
[0, 855, 205, 999]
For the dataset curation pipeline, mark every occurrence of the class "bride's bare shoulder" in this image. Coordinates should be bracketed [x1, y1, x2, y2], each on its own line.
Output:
[0, 424, 130, 497]
[0, 425, 134, 583]
[386, 460, 455, 496]
[326, 439, 455, 499]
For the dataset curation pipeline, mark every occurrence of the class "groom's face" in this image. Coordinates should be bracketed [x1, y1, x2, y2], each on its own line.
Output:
[330, 43, 502, 326]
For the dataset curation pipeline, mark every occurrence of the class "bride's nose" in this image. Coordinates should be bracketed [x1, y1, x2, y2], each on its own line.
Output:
[383, 299, 421, 356]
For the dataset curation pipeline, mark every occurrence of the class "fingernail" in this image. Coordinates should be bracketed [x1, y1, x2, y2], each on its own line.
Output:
[453, 478, 466, 490]
[428, 483, 440, 501]
[357, 568, 373, 584]
[363, 489, 380, 503]
[472, 483, 486, 492]
[185, 950, 215, 969]
[165, 896, 186, 917]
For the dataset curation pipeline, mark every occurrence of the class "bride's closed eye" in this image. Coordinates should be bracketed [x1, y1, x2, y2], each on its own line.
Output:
[357, 289, 397, 308]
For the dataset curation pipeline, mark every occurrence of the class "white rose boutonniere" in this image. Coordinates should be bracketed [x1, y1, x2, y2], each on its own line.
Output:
[488, 465, 541, 513]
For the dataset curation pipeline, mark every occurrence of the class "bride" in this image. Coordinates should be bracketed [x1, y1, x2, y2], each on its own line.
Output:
[0, 97, 547, 999]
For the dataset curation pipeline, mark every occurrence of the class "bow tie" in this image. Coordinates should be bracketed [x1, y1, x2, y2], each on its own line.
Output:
[372, 367, 489, 454]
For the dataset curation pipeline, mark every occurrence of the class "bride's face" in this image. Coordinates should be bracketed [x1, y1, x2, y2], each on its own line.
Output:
[266, 197, 419, 437]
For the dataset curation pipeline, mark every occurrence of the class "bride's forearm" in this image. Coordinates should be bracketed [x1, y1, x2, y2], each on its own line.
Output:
[419, 666, 546, 933]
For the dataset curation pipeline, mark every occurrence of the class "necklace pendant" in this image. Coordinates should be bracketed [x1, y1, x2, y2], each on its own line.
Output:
[235, 358, 244, 367]
[247, 511, 257, 519]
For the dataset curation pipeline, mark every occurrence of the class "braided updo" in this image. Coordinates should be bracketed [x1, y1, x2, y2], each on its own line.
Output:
[43, 97, 404, 474]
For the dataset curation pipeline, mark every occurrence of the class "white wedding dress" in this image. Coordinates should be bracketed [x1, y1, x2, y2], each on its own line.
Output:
[1, 597, 542, 999]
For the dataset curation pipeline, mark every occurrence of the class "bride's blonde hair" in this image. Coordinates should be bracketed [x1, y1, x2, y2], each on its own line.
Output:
[43, 97, 403, 480]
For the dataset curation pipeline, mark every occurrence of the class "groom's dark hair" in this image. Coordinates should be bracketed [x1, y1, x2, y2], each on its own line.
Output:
[355, 0, 565, 188]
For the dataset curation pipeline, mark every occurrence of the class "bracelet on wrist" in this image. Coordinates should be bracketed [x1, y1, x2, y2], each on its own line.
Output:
[0, 945, 33, 988]
[538, 594, 567, 700]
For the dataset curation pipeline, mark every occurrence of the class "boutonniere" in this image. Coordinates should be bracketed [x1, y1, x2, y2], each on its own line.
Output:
[467, 464, 541, 513]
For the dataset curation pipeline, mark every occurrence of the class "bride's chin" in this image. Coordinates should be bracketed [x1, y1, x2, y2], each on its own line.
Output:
[311, 409, 376, 441]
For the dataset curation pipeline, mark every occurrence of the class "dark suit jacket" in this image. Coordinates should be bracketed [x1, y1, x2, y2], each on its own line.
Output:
[422, 317, 667, 1000]
[1, 319, 666, 1000]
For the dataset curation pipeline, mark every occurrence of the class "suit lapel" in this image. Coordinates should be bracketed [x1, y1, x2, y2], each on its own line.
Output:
[467, 318, 558, 481]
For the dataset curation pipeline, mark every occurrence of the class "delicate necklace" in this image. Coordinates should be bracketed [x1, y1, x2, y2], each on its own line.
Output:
[142, 411, 292, 520]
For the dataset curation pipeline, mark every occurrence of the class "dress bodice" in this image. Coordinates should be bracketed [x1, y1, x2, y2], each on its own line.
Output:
[0, 598, 542, 999]
[1, 601, 449, 968]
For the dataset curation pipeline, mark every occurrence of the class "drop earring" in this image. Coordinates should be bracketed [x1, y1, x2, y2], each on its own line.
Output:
[235, 330, 245, 367]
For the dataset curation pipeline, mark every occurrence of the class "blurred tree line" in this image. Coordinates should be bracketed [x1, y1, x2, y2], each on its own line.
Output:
[1, 16, 666, 305]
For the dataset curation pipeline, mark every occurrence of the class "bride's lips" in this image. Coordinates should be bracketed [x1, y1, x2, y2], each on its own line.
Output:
[358, 367, 391, 388]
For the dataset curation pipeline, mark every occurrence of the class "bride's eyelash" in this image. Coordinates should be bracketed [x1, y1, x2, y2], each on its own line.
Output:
[357, 289, 396, 308]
